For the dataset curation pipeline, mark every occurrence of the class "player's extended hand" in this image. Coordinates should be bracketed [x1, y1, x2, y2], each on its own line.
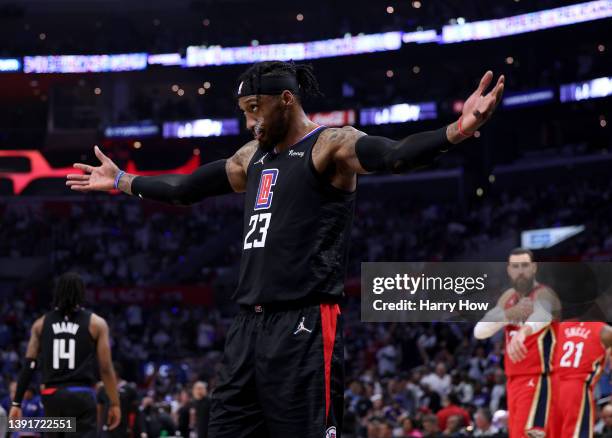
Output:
[507, 327, 529, 363]
[66, 146, 120, 192]
[107, 405, 121, 430]
[460, 71, 505, 134]
[8, 406, 22, 421]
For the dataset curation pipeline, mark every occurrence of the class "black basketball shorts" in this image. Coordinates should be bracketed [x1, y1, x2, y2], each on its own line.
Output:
[41, 386, 97, 438]
[209, 302, 343, 438]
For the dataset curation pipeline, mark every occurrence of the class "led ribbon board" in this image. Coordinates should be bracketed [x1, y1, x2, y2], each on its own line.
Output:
[360, 102, 437, 125]
[0, 58, 21, 72]
[23, 53, 148, 73]
[186, 32, 402, 67]
[147, 53, 183, 66]
[308, 110, 356, 127]
[104, 123, 160, 138]
[442, 0, 612, 43]
[162, 118, 239, 138]
[502, 89, 555, 108]
[560, 76, 612, 102]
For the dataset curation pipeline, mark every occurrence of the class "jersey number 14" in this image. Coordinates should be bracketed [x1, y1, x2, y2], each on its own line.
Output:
[53, 338, 76, 369]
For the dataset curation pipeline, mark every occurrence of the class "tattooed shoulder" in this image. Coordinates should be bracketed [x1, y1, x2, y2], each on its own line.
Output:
[231, 140, 259, 168]
[319, 126, 366, 149]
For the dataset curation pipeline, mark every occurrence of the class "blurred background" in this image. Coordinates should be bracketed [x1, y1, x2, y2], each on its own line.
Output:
[0, 0, 611, 436]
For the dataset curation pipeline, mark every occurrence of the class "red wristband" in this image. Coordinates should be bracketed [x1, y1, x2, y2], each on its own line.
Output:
[458, 117, 473, 137]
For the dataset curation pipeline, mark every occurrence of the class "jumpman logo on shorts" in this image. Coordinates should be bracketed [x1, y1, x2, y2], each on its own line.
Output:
[293, 317, 312, 335]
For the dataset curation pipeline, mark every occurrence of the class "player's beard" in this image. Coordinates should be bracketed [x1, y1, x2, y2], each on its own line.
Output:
[256, 106, 290, 152]
[513, 275, 535, 295]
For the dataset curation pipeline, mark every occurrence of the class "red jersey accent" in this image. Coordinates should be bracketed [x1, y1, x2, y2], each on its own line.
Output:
[552, 321, 607, 381]
[503, 285, 555, 376]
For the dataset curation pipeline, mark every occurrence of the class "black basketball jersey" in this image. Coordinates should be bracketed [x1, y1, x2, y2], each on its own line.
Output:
[40, 308, 97, 386]
[233, 126, 355, 305]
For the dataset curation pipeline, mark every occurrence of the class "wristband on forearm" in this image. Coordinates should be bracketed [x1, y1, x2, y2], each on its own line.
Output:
[355, 126, 453, 173]
[114, 170, 126, 190]
[457, 117, 474, 138]
[13, 358, 36, 406]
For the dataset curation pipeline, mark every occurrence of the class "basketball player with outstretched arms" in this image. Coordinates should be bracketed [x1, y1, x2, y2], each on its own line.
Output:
[67, 60, 504, 437]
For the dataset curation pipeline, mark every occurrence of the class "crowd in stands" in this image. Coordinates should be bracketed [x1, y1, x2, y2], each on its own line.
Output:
[2, 175, 612, 436]
[2, 294, 612, 437]
[2, 176, 611, 290]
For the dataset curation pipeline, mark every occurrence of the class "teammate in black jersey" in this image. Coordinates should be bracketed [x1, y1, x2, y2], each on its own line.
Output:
[8, 273, 121, 437]
[67, 61, 504, 438]
[97, 362, 138, 438]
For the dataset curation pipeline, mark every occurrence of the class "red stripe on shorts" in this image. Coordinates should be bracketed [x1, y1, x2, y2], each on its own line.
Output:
[320, 303, 340, 422]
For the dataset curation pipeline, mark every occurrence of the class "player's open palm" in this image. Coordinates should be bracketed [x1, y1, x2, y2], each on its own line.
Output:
[461, 70, 505, 134]
[66, 146, 119, 192]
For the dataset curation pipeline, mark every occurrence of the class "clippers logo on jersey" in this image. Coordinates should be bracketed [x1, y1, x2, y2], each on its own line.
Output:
[254, 169, 278, 210]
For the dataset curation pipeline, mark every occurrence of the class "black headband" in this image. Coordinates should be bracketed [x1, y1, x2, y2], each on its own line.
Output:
[236, 74, 300, 98]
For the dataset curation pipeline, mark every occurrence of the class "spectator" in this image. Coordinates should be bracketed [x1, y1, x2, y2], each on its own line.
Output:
[436, 393, 471, 432]
[139, 397, 175, 437]
[595, 403, 612, 437]
[0, 404, 8, 437]
[422, 414, 442, 438]
[420, 384, 442, 414]
[421, 363, 451, 399]
[405, 370, 424, 413]
[191, 381, 210, 438]
[491, 410, 508, 435]
[473, 408, 499, 436]
[398, 416, 423, 437]
[196, 318, 215, 351]
[16, 387, 44, 438]
[442, 414, 467, 437]
[489, 369, 506, 413]
[376, 338, 397, 377]
[0, 381, 15, 414]
[175, 389, 192, 438]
